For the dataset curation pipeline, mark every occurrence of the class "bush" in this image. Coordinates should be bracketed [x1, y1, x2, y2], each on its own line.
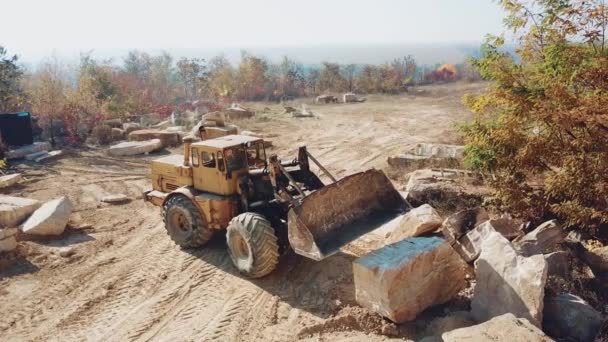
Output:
[460, 1, 608, 233]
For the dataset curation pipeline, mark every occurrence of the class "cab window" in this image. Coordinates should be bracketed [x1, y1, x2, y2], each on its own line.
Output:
[217, 152, 225, 171]
[191, 148, 199, 166]
[201, 151, 216, 168]
[225, 147, 247, 172]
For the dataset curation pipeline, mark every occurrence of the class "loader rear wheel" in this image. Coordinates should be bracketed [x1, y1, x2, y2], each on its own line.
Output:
[226, 213, 279, 278]
[163, 195, 212, 248]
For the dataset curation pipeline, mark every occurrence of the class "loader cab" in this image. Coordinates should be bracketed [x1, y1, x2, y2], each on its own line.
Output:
[189, 135, 265, 196]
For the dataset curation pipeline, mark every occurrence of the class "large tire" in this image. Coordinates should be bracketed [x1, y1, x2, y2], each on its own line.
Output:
[226, 213, 279, 278]
[162, 195, 213, 248]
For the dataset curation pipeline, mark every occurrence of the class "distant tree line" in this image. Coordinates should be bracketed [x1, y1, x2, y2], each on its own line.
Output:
[0, 47, 480, 142]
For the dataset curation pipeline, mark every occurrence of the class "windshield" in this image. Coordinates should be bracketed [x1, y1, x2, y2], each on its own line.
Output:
[224, 146, 247, 172]
[247, 142, 266, 161]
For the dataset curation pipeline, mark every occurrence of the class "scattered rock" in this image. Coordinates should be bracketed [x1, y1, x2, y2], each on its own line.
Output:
[386, 204, 442, 243]
[405, 169, 480, 205]
[584, 245, 608, 273]
[0, 228, 18, 252]
[140, 113, 162, 127]
[543, 293, 603, 341]
[101, 194, 129, 203]
[122, 122, 142, 134]
[343, 92, 359, 103]
[353, 236, 466, 323]
[5, 142, 51, 159]
[226, 103, 254, 119]
[442, 313, 552, 341]
[34, 150, 63, 163]
[56, 246, 76, 257]
[514, 220, 565, 256]
[0, 174, 23, 188]
[21, 196, 73, 236]
[471, 231, 548, 327]
[545, 250, 570, 278]
[315, 94, 338, 104]
[0, 195, 42, 227]
[441, 207, 490, 262]
[25, 151, 49, 161]
[388, 143, 465, 168]
[108, 139, 163, 156]
[200, 125, 238, 140]
[111, 127, 126, 141]
[91, 124, 114, 145]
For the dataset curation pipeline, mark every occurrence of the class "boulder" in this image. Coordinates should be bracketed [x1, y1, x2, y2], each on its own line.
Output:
[165, 126, 185, 133]
[101, 118, 122, 128]
[21, 197, 72, 236]
[545, 250, 570, 278]
[5, 142, 51, 159]
[0, 174, 23, 188]
[514, 220, 564, 257]
[0, 195, 42, 228]
[122, 122, 142, 134]
[0, 228, 18, 252]
[91, 124, 113, 145]
[543, 293, 603, 341]
[445, 217, 523, 263]
[226, 103, 254, 119]
[200, 125, 238, 140]
[442, 314, 552, 342]
[128, 129, 181, 147]
[388, 143, 465, 168]
[584, 245, 608, 273]
[108, 139, 163, 156]
[386, 204, 442, 243]
[405, 169, 476, 204]
[441, 207, 490, 262]
[343, 92, 358, 103]
[471, 231, 548, 327]
[140, 113, 162, 127]
[353, 236, 466, 323]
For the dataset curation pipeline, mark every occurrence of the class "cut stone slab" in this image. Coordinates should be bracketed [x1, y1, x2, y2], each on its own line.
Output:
[34, 150, 63, 163]
[0, 174, 23, 188]
[353, 236, 466, 323]
[442, 313, 552, 342]
[21, 196, 73, 236]
[0, 234, 17, 252]
[0, 195, 42, 228]
[543, 293, 603, 341]
[108, 139, 163, 156]
[584, 245, 608, 273]
[101, 194, 129, 203]
[5, 142, 51, 160]
[386, 204, 442, 243]
[472, 231, 548, 327]
[514, 220, 565, 257]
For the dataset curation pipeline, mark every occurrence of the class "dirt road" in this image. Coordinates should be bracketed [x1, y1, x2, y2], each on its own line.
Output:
[0, 82, 485, 341]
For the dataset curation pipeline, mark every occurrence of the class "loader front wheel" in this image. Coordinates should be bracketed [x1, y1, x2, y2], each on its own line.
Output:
[163, 195, 212, 248]
[226, 213, 279, 278]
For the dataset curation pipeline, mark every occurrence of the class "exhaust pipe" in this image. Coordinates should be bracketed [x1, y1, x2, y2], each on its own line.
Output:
[182, 137, 193, 166]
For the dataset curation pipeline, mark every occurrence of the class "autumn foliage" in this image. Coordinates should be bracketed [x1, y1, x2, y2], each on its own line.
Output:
[461, 0, 608, 231]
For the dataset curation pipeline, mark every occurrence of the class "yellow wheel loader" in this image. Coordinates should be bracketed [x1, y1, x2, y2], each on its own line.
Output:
[144, 135, 408, 278]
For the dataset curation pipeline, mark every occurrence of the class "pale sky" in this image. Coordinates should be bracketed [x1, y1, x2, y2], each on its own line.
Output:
[2, 0, 506, 64]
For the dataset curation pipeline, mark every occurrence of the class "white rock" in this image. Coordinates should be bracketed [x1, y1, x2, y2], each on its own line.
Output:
[107, 139, 163, 156]
[387, 204, 442, 243]
[543, 293, 603, 341]
[101, 194, 129, 203]
[353, 236, 466, 323]
[56, 246, 75, 257]
[442, 313, 552, 341]
[25, 151, 49, 161]
[472, 231, 548, 327]
[0, 174, 23, 188]
[21, 197, 73, 236]
[5, 142, 51, 159]
[0, 195, 42, 228]
[514, 220, 564, 256]
[34, 150, 63, 163]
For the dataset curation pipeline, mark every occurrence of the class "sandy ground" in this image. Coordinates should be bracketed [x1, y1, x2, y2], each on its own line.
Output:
[0, 81, 487, 341]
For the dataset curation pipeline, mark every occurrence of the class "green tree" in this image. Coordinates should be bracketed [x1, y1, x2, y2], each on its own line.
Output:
[176, 57, 207, 101]
[461, 0, 608, 231]
[0, 46, 25, 112]
[319, 62, 346, 92]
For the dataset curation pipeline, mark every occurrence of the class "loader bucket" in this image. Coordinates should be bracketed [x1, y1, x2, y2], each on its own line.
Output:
[287, 169, 408, 260]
